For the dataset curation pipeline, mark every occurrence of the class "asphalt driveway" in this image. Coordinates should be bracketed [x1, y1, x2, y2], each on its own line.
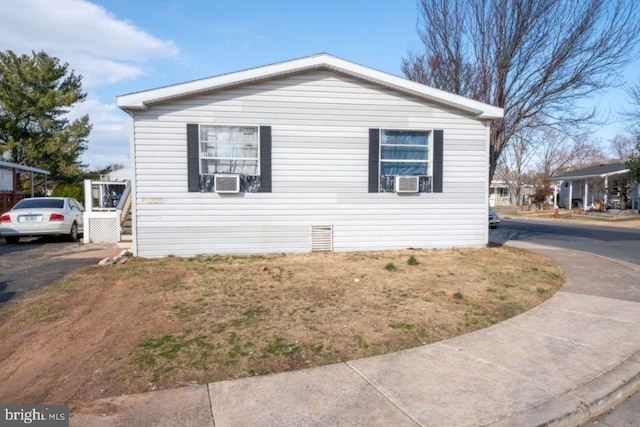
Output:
[0, 238, 121, 305]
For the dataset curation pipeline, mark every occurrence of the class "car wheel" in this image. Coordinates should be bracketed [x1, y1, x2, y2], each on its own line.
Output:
[5, 236, 19, 244]
[68, 222, 79, 242]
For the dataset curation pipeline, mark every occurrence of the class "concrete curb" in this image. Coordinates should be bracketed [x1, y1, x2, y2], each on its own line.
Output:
[489, 351, 640, 426]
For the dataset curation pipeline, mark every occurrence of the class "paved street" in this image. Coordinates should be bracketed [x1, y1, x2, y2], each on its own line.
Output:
[491, 218, 640, 265]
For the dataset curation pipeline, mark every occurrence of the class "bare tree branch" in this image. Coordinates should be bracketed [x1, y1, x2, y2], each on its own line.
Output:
[403, 0, 640, 183]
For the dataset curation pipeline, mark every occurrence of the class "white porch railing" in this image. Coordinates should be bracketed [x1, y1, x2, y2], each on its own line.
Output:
[83, 179, 131, 244]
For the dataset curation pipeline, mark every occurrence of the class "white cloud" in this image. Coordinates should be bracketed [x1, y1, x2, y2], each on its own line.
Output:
[0, 0, 180, 168]
[0, 0, 179, 88]
[68, 98, 131, 168]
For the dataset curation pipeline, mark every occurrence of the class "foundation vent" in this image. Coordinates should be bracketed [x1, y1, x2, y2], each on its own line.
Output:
[311, 225, 333, 252]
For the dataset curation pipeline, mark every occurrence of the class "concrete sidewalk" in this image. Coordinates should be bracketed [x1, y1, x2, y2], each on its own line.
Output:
[71, 243, 640, 427]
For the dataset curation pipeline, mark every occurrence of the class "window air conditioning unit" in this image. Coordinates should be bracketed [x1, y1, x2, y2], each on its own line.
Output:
[395, 176, 419, 193]
[214, 174, 240, 193]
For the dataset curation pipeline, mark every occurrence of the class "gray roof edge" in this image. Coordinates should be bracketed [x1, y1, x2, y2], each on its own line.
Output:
[550, 162, 628, 180]
[0, 160, 50, 175]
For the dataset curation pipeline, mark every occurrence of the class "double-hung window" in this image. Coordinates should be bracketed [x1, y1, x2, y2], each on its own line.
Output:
[380, 130, 430, 175]
[368, 128, 442, 194]
[199, 125, 259, 175]
[379, 130, 431, 192]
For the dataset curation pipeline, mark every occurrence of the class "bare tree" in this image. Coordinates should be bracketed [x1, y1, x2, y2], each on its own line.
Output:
[403, 0, 640, 183]
[498, 126, 608, 207]
[496, 130, 538, 206]
[536, 130, 609, 179]
[609, 134, 636, 162]
[623, 83, 640, 127]
[622, 83, 640, 183]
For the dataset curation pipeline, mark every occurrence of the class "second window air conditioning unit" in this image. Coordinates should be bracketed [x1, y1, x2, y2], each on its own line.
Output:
[395, 176, 419, 193]
[214, 174, 240, 193]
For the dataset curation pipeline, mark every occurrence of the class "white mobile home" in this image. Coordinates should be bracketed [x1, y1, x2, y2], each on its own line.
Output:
[117, 54, 503, 257]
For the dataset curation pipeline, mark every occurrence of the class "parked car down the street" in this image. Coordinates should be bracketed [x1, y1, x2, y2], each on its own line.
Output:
[0, 197, 84, 244]
[489, 209, 500, 229]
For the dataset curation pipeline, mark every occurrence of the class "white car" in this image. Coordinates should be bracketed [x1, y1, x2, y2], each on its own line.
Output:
[0, 197, 84, 244]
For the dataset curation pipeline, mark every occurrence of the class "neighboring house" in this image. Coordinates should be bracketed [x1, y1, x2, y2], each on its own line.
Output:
[489, 180, 535, 207]
[117, 54, 503, 257]
[104, 166, 132, 182]
[489, 180, 510, 207]
[0, 160, 50, 212]
[551, 162, 638, 210]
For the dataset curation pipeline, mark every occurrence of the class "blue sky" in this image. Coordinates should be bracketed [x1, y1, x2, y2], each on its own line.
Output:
[0, 0, 637, 169]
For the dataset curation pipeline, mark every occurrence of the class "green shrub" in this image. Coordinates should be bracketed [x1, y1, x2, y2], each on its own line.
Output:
[51, 182, 83, 203]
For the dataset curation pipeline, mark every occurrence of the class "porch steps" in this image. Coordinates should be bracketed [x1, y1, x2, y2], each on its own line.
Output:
[118, 209, 133, 249]
[118, 234, 132, 249]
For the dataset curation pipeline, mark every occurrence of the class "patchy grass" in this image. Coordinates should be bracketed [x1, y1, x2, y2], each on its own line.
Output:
[0, 246, 563, 407]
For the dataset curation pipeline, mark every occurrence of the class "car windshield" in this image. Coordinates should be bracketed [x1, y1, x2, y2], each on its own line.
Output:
[14, 199, 65, 209]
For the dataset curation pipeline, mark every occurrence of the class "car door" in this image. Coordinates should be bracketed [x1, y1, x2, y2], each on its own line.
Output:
[69, 199, 84, 233]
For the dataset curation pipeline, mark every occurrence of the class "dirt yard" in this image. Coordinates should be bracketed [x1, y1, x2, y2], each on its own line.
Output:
[0, 246, 563, 410]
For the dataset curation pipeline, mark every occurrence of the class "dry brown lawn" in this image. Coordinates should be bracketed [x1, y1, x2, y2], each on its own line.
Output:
[0, 246, 563, 409]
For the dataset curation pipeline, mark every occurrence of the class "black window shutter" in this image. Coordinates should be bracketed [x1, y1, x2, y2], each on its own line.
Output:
[187, 123, 200, 192]
[433, 129, 444, 193]
[368, 128, 380, 193]
[259, 126, 272, 192]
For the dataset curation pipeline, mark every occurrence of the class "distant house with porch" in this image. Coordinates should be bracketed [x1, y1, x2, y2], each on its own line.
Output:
[551, 162, 638, 210]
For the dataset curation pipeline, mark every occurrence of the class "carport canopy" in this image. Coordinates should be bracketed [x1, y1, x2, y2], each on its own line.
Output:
[0, 159, 50, 196]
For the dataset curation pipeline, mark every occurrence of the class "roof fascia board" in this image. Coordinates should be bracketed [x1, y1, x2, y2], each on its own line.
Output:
[552, 168, 630, 180]
[117, 54, 503, 119]
[117, 58, 325, 110]
[0, 160, 50, 175]
[601, 168, 630, 177]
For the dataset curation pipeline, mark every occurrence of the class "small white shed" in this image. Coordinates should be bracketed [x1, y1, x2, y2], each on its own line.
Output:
[117, 54, 503, 257]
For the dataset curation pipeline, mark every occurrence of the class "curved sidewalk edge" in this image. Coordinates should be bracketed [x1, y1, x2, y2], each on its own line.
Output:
[489, 350, 640, 426]
[69, 242, 640, 427]
[491, 240, 640, 426]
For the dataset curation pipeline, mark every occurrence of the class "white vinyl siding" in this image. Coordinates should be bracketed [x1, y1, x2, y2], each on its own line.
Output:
[131, 70, 489, 257]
